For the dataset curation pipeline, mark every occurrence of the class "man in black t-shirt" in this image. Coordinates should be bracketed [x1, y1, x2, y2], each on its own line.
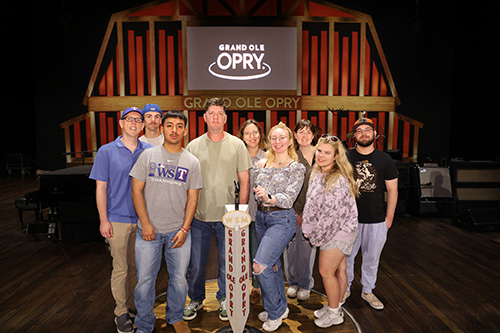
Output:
[344, 118, 398, 310]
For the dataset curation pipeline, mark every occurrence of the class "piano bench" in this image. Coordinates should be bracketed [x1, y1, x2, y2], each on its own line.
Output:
[14, 198, 39, 229]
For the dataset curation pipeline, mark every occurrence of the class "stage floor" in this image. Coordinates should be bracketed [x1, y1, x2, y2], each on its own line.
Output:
[151, 280, 360, 332]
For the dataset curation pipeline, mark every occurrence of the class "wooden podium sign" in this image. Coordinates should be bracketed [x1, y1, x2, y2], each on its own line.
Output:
[222, 204, 251, 333]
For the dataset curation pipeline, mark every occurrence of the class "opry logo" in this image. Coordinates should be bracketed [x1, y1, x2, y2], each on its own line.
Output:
[208, 43, 271, 81]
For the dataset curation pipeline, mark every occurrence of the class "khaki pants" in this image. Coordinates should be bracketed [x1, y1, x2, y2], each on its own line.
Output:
[108, 222, 137, 317]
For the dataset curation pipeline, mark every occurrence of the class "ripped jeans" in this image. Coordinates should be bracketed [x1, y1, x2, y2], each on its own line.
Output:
[254, 208, 296, 320]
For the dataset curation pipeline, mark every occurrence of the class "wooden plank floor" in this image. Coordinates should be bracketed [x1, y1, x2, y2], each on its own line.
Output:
[1, 174, 499, 332]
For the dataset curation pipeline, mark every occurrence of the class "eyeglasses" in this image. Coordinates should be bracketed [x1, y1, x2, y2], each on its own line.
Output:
[270, 136, 288, 142]
[321, 134, 339, 142]
[244, 130, 259, 137]
[123, 116, 144, 123]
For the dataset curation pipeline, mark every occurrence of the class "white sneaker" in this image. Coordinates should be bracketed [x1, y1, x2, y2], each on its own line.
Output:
[314, 308, 344, 328]
[297, 288, 310, 301]
[258, 310, 269, 322]
[260, 307, 289, 331]
[313, 304, 329, 319]
[286, 285, 299, 298]
[258, 307, 289, 322]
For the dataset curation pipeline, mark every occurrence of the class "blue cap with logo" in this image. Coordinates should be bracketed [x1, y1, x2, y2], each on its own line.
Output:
[121, 107, 143, 120]
[142, 103, 163, 116]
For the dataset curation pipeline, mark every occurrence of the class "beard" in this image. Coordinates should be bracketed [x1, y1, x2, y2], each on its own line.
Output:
[355, 136, 375, 147]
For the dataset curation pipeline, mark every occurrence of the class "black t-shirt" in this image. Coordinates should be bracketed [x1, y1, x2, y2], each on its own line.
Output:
[347, 148, 398, 223]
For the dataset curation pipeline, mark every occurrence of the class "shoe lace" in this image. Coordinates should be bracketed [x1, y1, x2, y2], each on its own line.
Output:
[187, 301, 199, 311]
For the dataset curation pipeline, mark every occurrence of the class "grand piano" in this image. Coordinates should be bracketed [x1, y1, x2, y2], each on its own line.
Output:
[26, 165, 101, 242]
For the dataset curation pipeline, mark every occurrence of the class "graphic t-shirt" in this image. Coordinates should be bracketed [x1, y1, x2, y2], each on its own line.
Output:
[130, 145, 203, 233]
[347, 148, 398, 223]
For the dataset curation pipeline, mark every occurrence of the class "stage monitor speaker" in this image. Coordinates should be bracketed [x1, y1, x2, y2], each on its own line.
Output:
[452, 208, 500, 231]
[418, 167, 453, 198]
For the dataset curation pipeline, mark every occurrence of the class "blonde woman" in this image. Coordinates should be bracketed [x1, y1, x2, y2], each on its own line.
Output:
[302, 135, 359, 328]
[253, 122, 305, 332]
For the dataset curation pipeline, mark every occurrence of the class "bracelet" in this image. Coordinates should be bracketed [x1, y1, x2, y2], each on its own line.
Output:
[181, 227, 189, 234]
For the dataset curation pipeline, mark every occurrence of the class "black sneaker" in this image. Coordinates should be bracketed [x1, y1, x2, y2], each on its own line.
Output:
[115, 313, 134, 333]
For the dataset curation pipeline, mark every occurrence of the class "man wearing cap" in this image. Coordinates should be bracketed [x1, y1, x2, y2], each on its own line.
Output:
[344, 117, 398, 311]
[90, 107, 153, 333]
[139, 103, 164, 146]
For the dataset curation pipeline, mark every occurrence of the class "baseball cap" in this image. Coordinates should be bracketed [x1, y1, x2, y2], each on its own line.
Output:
[121, 107, 143, 120]
[142, 103, 163, 115]
[352, 118, 375, 132]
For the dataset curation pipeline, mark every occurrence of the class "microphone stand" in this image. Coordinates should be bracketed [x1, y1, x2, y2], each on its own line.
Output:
[234, 181, 240, 211]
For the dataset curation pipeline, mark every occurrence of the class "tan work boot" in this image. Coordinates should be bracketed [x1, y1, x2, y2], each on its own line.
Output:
[173, 320, 191, 333]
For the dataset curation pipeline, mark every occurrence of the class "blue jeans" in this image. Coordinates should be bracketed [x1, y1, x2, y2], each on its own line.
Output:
[134, 228, 191, 333]
[249, 221, 260, 289]
[187, 218, 226, 302]
[254, 209, 296, 320]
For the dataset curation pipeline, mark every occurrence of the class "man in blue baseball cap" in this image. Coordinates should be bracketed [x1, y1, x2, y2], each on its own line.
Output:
[139, 103, 164, 146]
[90, 106, 153, 333]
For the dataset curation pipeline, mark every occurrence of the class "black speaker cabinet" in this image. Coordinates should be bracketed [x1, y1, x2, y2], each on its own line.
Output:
[452, 208, 500, 231]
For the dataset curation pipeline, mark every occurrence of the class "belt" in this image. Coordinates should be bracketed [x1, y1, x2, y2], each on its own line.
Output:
[257, 204, 286, 212]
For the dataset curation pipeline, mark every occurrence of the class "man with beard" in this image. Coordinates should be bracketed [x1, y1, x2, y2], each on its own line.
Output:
[344, 118, 398, 310]
[139, 104, 164, 146]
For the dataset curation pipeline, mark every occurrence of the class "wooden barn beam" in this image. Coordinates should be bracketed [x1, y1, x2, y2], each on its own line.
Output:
[301, 95, 396, 112]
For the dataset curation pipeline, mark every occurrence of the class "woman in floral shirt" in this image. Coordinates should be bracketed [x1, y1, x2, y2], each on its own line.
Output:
[302, 135, 359, 328]
[252, 122, 305, 332]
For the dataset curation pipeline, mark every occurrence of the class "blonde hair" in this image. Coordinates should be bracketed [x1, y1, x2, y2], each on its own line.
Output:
[311, 136, 359, 199]
[265, 122, 298, 163]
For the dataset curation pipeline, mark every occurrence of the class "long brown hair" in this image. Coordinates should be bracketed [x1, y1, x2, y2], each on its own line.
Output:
[238, 119, 267, 151]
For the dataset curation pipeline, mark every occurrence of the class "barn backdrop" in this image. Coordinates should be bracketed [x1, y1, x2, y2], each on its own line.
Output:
[59, 0, 423, 166]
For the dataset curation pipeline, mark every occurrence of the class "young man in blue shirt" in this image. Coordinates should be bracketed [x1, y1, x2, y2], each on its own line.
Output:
[90, 107, 152, 333]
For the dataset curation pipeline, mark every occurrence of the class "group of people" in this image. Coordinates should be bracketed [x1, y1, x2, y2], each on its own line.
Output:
[90, 97, 398, 333]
